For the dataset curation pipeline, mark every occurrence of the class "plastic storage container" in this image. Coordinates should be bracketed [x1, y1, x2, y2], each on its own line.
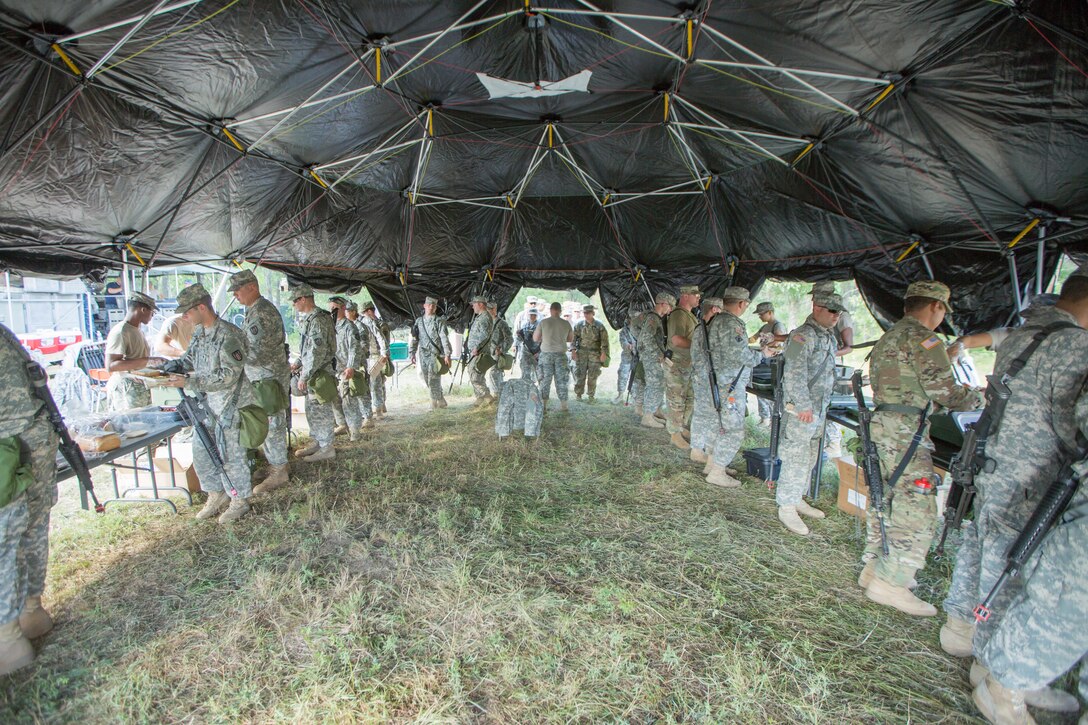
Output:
[743, 447, 781, 480]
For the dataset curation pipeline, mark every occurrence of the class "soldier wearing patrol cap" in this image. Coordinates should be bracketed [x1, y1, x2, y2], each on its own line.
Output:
[328, 296, 373, 439]
[160, 284, 257, 523]
[860, 280, 983, 617]
[774, 290, 843, 536]
[465, 294, 497, 405]
[664, 285, 701, 447]
[229, 268, 292, 494]
[689, 296, 724, 463]
[357, 301, 391, 417]
[633, 292, 675, 427]
[410, 296, 452, 409]
[288, 283, 338, 461]
[751, 301, 787, 424]
[486, 300, 513, 400]
[104, 290, 165, 411]
[572, 304, 609, 401]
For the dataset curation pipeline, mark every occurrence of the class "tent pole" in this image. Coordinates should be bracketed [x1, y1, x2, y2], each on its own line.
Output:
[572, 1, 685, 62]
[230, 86, 376, 129]
[671, 96, 794, 164]
[0, 85, 83, 166]
[5, 272, 13, 330]
[1035, 225, 1046, 296]
[59, 0, 202, 43]
[382, 0, 497, 86]
[85, 0, 179, 79]
[1007, 254, 1023, 322]
[695, 60, 891, 85]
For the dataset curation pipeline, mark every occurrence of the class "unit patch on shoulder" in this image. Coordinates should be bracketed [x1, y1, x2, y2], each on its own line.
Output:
[920, 335, 941, 350]
[231, 349, 243, 362]
[792, 334, 807, 344]
[250, 325, 259, 336]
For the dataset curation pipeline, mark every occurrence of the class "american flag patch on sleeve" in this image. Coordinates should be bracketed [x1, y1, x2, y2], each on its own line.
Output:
[920, 335, 941, 350]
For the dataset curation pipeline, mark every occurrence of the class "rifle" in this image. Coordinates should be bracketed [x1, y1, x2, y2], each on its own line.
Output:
[174, 388, 239, 497]
[25, 361, 104, 513]
[766, 355, 785, 483]
[284, 342, 294, 445]
[935, 375, 1012, 554]
[624, 348, 640, 406]
[851, 369, 888, 555]
[974, 446, 1086, 622]
[700, 316, 725, 432]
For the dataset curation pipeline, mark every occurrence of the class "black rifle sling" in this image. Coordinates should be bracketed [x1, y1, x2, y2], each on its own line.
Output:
[884, 402, 933, 491]
[988, 320, 1079, 434]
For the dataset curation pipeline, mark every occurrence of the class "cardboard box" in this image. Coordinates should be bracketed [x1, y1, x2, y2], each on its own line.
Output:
[835, 456, 869, 518]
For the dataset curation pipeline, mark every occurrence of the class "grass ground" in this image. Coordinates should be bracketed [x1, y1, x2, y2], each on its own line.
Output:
[0, 371, 1031, 723]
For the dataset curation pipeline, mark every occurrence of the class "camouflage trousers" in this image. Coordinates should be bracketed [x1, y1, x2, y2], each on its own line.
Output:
[495, 377, 543, 438]
[537, 352, 569, 402]
[367, 356, 386, 410]
[689, 370, 716, 451]
[757, 397, 773, 422]
[518, 351, 537, 381]
[418, 356, 446, 403]
[710, 398, 746, 469]
[339, 378, 372, 431]
[774, 413, 825, 506]
[864, 415, 939, 588]
[488, 366, 505, 397]
[193, 413, 251, 499]
[0, 413, 58, 624]
[106, 375, 151, 412]
[664, 364, 693, 434]
[304, 389, 336, 447]
[263, 409, 289, 467]
[469, 365, 490, 399]
[573, 354, 602, 397]
[617, 352, 634, 395]
[333, 392, 345, 427]
[641, 358, 665, 414]
[980, 501, 1088, 698]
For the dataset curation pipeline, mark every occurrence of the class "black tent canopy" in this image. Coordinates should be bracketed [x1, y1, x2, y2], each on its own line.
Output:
[0, 0, 1085, 329]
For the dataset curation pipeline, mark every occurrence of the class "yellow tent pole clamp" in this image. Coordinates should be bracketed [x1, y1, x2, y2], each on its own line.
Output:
[663, 92, 670, 122]
[125, 243, 146, 267]
[896, 239, 920, 263]
[231, 259, 243, 269]
[703, 176, 712, 190]
[485, 268, 494, 282]
[375, 48, 381, 84]
[1008, 217, 1041, 248]
[221, 126, 245, 152]
[51, 44, 81, 76]
[506, 193, 514, 208]
[633, 267, 642, 282]
[309, 169, 328, 188]
[602, 191, 611, 205]
[686, 19, 694, 59]
[729, 258, 737, 277]
[792, 141, 816, 166]
[547, 122, 554, 148]
[865, 83, 895, 112]
[427, 108, 434, 137]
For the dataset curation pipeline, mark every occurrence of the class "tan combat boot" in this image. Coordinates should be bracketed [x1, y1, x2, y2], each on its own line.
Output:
[333, 424, 349, 436]
[437, 398, 447, 409]
[940, 616, 976, 658]
[706, 465, 741, 489]
[218, 497, 251, 524]
[362, 417, 375, 429]
[670, 431, 690, 450]
[865, 578, 936, 617]
[373, 409, 384, 420]
[634, 403, 644, 416]
[858, 560, 876, 589]
[690, 447, 708, 463]
[778, 506, 809, 535]
[795, 500, 826, 519]
[560, 400, 569, 412]
[195, 491, 230, 520]
[703, 458, 714, 476]
[307, 445, 336, 462]
[640, 414, 664, 429]
[973, 674, 1036, 725]
[294, 440, 319, 458]
[0, 620, 34, 676]
[971, 662, 1079, 713]
[18, 596, 52, 639]
[252, 465, 289, 495]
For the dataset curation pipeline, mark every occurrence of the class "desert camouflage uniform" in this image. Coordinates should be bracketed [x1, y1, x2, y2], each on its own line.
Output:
[0, 324, 59, 627]
[943, 307, 1087, 648]
[980, 456, 1088, 699]
[710, 312, 763, 469]
[466, 312, 496, 400]
[495, 376, 544, 438]
[411, 314, 451, 404]
[360, 316, 390, 410]
[664, 307, 698, 433]
[755, 319, 787, 420]
[177, 319, 256, 499]
[617, 323, 641, 401]
[689, 316, 717, 451]
[242, 296, 290, 467]
[298, 308, 337, 448]
[634, 310, 666, 414]
[334, 317, 371, 431]
[489, 316, 513, 396]
[573, 319, 609, 398]
[866, 316, 983, 588]
[775, 316, 836, 507]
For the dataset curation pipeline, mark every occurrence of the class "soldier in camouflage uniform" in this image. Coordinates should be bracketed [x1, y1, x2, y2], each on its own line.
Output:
[487, 300, 513, 400]
[615, 320, 639, 404]
[289, 284, 337, 461]
[751, 302, 787, 424]
[410, 296, 452, 410]
[689, 297, 723, 464]
[0, 323, 60, 674]
[572, 305, 610, 401]
[706, 288, 764, 489]
[941, 270, 1088, 719]
[162, 284, 257, 522]
[329, 297, 373, 439]
[466, 295, 496, 405]
[358, 301, 391, 417]
[774, 292, 842, 536]
[515, 309, 540, 379]
[104, 291, 163, 411]
[664, 285, 701, 448]
[858, 281, 984, 616]
[634, 292, 675, 427]
[229, 270, 291, 494]
[533, 302, 574, 412]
